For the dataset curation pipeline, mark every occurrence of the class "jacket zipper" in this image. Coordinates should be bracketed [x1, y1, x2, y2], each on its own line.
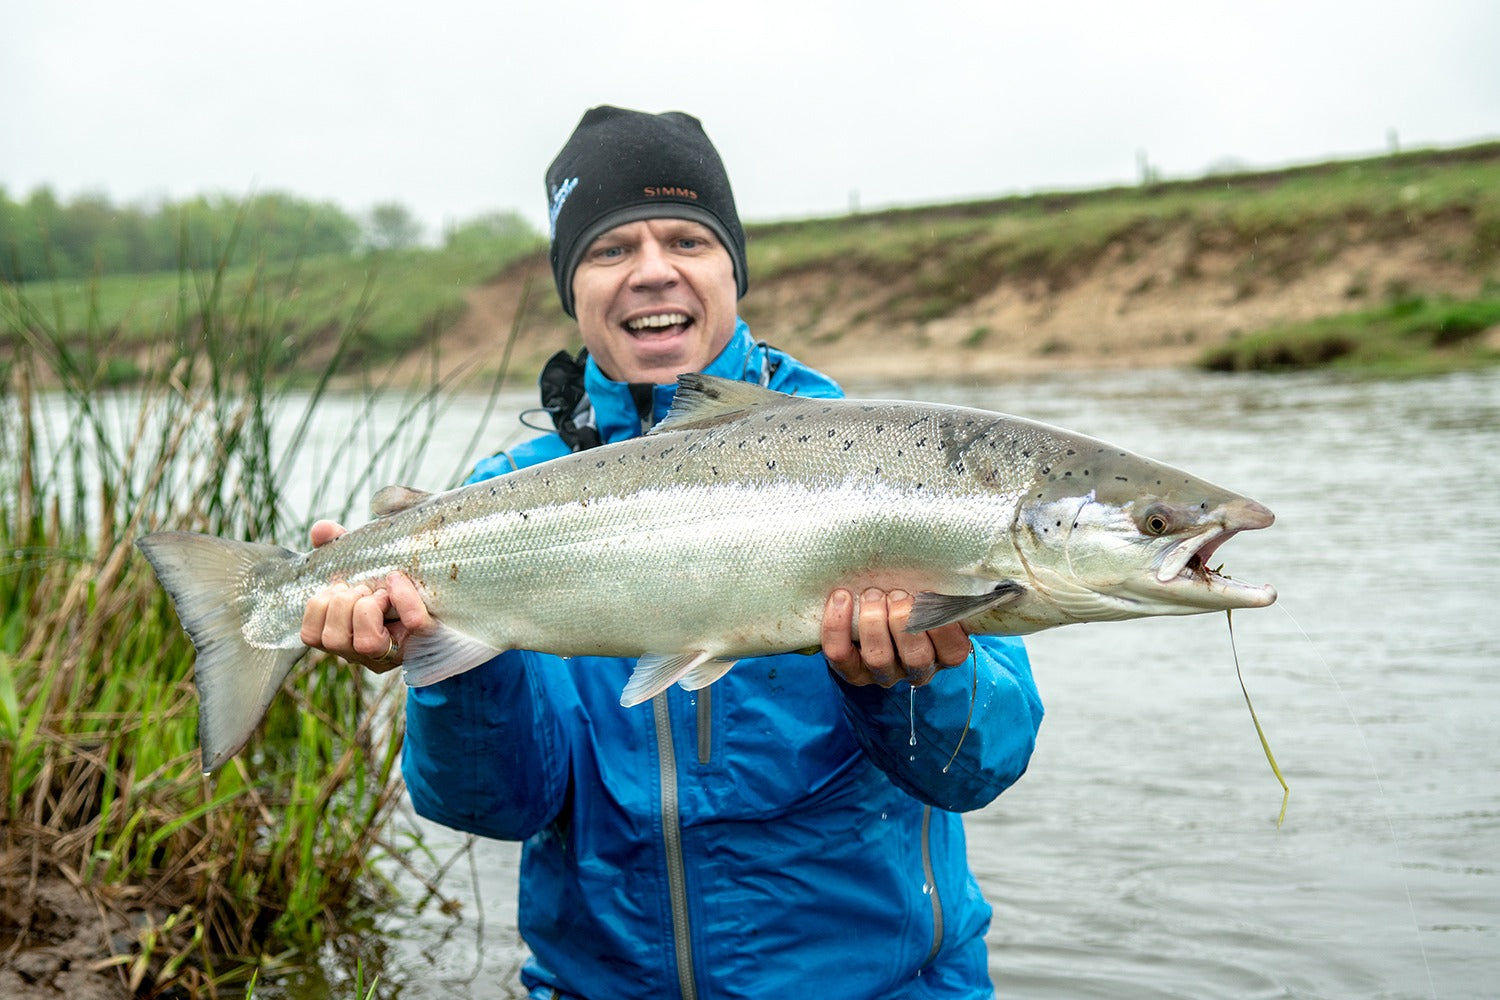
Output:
[921, 805, 944, 967]
[697, 686, 712, 764]
[654, 693, 698, 1000]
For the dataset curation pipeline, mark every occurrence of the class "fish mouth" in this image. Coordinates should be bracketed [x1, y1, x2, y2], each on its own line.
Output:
[1155, 500, 1277, 608]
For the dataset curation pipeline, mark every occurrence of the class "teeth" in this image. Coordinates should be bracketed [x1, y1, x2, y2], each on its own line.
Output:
[626, 313, 689, 331]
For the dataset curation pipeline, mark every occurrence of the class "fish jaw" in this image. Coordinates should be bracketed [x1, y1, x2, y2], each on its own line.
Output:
[1148, 497, 1277, 609]
[1014, 490, 1277, 624]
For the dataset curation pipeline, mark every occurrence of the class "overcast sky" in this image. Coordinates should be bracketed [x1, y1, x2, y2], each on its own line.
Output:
[5, 0, 1497, 238]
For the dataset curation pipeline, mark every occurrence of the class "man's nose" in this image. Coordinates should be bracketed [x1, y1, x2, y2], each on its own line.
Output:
[629, 238, 677, 289]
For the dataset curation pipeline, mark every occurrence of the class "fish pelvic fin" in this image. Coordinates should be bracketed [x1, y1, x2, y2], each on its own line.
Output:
[620, 650, 736, 707]
[907, 581, 1025, 633]
[650, 373, 789, 434]
[135, 531, 306, 773]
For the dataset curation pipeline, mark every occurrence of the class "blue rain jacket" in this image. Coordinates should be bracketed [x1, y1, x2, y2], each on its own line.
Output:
[402, 321, 1045, 1000]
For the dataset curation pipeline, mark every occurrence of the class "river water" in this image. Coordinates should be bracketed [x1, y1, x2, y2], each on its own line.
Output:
[226, 368, 1500, 997]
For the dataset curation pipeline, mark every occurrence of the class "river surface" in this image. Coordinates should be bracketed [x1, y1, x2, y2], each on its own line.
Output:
[255, 368, 1500, 997]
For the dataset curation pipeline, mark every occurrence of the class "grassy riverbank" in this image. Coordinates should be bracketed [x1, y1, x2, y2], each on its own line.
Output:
[0, 263, 502, 997]
[7, 141, 1500, 388]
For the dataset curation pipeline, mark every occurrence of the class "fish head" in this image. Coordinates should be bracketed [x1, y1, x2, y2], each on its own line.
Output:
[1009, 450, 1277, 624]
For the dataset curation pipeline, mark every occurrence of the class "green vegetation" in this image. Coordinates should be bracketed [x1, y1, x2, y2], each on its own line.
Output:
[8, 227, 543, 379]
[0, 250, 506, 995]
[1201, 292, 1500, 374]
[11, 143, 1500, 383]
[0, 189, 363, 282]
[747, 143, 1500, 312]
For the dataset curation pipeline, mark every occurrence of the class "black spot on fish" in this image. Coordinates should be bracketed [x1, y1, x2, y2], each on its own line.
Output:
[767, 460, 777, 470]
[843, 440, 854, 450]
[596, 460, 606, 468]
[1115, 476, 1128, 482]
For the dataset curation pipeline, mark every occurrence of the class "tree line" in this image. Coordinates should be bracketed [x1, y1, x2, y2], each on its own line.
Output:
[0, 186, 535, 283]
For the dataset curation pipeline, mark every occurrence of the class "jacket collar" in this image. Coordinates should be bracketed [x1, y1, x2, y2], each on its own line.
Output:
[583, 318, 760, 443]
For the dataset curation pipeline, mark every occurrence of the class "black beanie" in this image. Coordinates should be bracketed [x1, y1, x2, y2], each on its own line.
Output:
[545, 106, 749, 317]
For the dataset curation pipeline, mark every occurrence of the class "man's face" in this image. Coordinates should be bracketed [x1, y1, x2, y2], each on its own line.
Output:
[571, 217, 738, 385]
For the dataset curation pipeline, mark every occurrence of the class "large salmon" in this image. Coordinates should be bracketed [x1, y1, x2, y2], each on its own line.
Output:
[137, 374, 1276, 770]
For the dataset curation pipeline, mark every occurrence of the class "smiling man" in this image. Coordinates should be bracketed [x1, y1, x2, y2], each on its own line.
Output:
[302, 106, 1044, 999]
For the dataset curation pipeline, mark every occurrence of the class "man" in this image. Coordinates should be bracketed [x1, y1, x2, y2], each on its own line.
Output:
[303, 106, 1044, 999]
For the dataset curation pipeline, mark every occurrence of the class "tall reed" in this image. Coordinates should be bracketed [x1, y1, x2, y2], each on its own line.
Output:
[0, 238, 493, 995]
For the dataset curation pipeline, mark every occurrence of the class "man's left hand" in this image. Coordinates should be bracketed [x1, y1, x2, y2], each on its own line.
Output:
[821, 588, 973, 688]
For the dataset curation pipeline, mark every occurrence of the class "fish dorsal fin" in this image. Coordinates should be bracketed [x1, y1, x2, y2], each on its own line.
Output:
[650, 373, 791, 434]
[371, 485, 436, 517]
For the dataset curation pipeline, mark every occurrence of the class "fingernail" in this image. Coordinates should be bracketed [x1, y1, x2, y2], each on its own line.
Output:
[889, 589, 910, 602]
[862, 588, 883, 602]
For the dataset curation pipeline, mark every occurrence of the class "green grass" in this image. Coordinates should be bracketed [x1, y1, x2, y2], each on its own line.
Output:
[1199, 292, 1500, 374]
[1, 248, 509, 995]
[9, 231, 543, 378]
[745, 143, 1500, 338]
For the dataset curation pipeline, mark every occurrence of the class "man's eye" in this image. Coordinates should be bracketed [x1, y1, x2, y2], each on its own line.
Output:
[594, 246, 626, 259]
[675, 238, 703, 250]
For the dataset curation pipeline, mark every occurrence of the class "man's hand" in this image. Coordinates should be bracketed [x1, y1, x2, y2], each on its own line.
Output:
[299, 520, 432, 674]
[821, 588, 973, 688]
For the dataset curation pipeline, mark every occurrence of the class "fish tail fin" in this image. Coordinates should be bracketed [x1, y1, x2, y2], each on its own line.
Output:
[135, 531, 306, 772]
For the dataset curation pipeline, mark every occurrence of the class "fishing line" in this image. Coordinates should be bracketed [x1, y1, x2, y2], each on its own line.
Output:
[941, 643, 979, 774]
[1272, 600, 1437, 1000]
[1226, 608, 1290, 827]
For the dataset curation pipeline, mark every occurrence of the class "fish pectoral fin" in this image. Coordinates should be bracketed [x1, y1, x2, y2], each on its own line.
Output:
[400, 623, 505, 687]
[621, 650, 729, 707]
[906, 581, 1024, 633]
[371, 484, 436, 517]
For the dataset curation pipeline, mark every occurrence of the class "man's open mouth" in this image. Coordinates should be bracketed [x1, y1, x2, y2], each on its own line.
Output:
[625, 312, 691, 334]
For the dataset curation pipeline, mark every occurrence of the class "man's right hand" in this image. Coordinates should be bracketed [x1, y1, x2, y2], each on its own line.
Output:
[299, 519, 432, 674]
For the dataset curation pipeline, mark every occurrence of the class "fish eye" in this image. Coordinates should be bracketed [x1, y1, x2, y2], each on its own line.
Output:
[1142, 505, 1173, 535]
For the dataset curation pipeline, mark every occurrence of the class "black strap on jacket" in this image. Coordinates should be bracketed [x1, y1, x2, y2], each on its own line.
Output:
[538, 348, 603, 452]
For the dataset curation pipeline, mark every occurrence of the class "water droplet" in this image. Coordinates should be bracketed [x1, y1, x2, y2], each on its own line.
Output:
[880, 812, 888, 820]
[922, 883, 933, 895]
[908, 685, 918, 746]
